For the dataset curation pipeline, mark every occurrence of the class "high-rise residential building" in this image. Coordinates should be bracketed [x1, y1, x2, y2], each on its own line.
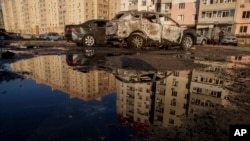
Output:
[0, 0, 120, 35]
[197, 0, 237, 38]
[234, 0, 250, 45]
[120, 0, 155, 11]
[171, 0, 198, 28]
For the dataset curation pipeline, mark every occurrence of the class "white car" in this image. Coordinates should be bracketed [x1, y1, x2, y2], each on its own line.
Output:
[221, 35, 238, 46]
[39, 32, 62, 40]
[196, 34, 207, 45]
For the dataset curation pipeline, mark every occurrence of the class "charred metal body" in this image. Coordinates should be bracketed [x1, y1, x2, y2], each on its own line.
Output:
[106, 11, 196, 50]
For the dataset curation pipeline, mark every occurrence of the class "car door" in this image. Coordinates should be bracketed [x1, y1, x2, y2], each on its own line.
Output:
[89, 21, 107, 44]
[141, 13, 161, 43]
[160, 15, 182, 43]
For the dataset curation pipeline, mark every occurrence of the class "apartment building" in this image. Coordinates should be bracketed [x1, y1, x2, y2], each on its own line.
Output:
[171, 0, 198, 28]
[234, 0, 250, 45]
[120, 0, 155, 11]
[0, 0, 120, 35]
[158, 0, 172, 15]
[197, 0, 237, 38]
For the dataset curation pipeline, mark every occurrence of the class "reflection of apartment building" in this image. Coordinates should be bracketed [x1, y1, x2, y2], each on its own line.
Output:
[116, 80, 151, 123]
[10, 55, 116, 101]
[0, 0, 120, 35]
[161, 71, 190, 127]
[116, 80, 151, 133]
[225, 55, 250, 92]
[189, 60, 230, 113]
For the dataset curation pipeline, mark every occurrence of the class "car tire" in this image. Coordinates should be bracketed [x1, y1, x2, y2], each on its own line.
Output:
[83, 35, 95, 47]
[180, 35, 193, 50]
[127, 33, 145, 49]
[201, 40, 206, 45]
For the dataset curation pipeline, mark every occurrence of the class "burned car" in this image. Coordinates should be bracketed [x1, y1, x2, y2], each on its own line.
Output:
[65, 19, 109, 47]
[106, 11, 196, 50]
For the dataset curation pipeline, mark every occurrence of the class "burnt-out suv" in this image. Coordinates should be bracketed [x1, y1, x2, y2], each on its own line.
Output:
[106, 11, 196, 50]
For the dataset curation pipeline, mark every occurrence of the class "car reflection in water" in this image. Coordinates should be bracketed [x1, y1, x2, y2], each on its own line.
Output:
[1, 52, 250, 141]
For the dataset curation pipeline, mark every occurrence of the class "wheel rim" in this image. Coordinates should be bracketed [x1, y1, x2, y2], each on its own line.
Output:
[132, 35, 143, 48]
[84, 35, 95, 46]
[183, 36, 193, 49]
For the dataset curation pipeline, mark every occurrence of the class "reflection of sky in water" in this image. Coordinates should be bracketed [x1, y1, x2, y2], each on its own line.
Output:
[0, 79, 138, 141]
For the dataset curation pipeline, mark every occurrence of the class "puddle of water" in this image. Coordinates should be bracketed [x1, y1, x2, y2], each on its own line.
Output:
[0, 54, 250, 141]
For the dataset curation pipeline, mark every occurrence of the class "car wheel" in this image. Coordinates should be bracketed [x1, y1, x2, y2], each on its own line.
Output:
[180, 35, 193, 50]
[83, 35, 95, 47]
[201, 40, 206, 45]
[127, 33, 145, 49]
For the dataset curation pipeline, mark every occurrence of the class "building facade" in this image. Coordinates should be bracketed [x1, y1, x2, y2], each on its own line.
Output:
[171, 0, 198, 28]
[120, 0, 155, 12]
[234, 0, 250, 45]
[0, 0, 120, 35]
[197, 0, 237, 38]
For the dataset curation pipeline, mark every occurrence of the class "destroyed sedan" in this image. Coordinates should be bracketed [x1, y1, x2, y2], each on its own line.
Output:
[106, 11, 196, 50]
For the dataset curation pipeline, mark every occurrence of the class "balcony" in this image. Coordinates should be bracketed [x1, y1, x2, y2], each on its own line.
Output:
[201, 2, 236, 11]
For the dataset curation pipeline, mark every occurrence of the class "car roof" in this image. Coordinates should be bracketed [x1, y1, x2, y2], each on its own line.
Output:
[116, 10, 178, 25]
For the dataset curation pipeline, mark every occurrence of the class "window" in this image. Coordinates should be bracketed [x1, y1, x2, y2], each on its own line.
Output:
[172, 79, 178, 86]
[227, 26, 232, 33]
[169, 119, 174, 124]
[240, 26, 248, 33]
[179, 3, 185, 9]
[242, 11, 250, 19]
[206, 12, 212, 18]
[222, 11, 230, 17]
[173, 71, 179, 76]
[142, 0, 146, 6]
[171, 98, 176, 106]
[171, 90, 177, 96]
[169, 109, 175, 115]
[165, 3, 172, 9]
